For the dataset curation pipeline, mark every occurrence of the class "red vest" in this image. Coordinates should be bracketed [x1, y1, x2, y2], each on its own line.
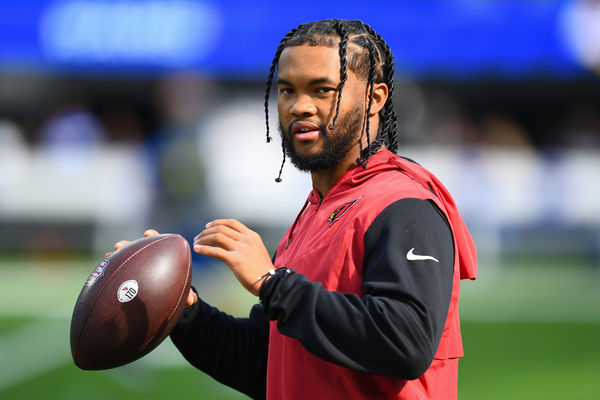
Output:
[268, 150, 477, 399]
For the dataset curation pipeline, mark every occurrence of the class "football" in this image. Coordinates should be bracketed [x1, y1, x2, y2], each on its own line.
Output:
[70, 233, 192, 370]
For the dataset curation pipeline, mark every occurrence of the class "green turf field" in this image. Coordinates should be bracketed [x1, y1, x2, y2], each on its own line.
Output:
[1, 258, 599, 399]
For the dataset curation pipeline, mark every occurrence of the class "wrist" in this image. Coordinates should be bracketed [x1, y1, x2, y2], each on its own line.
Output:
[256, 269, 276, 284]
[258, 267, 295, 305]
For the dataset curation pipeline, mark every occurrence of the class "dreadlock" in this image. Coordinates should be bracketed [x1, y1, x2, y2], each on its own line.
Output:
[264, 19, 398, 181]
[328, 21, 349, 131]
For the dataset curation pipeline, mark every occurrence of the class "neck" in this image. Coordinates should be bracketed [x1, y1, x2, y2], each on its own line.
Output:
[310, 116, 381, 197]
[310, 138, 365, 198]
[310, 163, 353, 198]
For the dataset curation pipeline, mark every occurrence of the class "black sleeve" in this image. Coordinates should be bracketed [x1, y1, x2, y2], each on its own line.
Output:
[259, 198, 454, 379]
[169, 288, 269, 399]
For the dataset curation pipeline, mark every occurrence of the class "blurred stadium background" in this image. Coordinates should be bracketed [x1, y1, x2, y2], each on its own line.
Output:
[1, 1, 600, 399]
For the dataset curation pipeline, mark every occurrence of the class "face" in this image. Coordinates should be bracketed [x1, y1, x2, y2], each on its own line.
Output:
[277, 45, 369, 172]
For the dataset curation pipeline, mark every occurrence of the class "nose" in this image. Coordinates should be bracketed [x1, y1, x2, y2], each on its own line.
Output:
[290, 94, 317, 117]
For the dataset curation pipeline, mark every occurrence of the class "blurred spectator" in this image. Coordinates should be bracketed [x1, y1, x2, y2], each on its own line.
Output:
[156, 74, 217, 128]
[39, 102, 107, 174]
[100, 105, 145, 144]
[392, 77, 427, 146]
[562, 103, 600, 149]
[147, 74, 217, 265]
[477, 112, 533, 149]
[0, 120, 29, 193]
[422, 92, 479, 146]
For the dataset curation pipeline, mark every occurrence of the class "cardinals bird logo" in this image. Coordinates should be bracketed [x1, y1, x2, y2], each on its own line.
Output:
[328, 197, 361, 225]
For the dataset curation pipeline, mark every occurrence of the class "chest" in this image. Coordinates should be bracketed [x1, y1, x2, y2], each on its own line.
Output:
[273, 170, 438, 294]
[273, 192, 369, 294]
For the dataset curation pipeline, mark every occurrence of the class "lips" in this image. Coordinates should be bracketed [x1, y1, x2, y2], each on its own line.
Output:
[291, 121, 321, 141]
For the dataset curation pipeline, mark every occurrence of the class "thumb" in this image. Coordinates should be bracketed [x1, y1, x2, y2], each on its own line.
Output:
[186, 289, 198, 307]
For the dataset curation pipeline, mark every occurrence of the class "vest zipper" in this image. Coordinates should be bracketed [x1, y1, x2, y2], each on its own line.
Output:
[285, 201, 320, 263]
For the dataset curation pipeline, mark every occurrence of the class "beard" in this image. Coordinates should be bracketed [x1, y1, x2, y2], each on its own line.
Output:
[279, 103, 365, 172]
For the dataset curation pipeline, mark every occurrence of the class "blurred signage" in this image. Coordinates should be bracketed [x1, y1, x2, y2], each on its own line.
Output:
[39, 1, 221, 66]
[0, 0, 594, 78]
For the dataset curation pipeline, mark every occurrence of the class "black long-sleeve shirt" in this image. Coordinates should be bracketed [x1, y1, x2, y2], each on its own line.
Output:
[170, 198, 454, 399]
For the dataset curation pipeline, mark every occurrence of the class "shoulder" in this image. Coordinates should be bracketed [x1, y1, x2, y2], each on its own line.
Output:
[363, 198, 454, 275]
[366, 198, 450, 239]
[355, 168, 440, 226]
[366, 159, 435, 200]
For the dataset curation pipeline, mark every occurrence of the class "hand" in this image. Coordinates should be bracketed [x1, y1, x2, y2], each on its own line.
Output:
[104, 229, 159, 258]
[106, 229, 198, 307]
[193, 219, 274, 296]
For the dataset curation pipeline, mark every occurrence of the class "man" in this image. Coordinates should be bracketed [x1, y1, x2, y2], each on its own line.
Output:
[120, 19, 477, 399]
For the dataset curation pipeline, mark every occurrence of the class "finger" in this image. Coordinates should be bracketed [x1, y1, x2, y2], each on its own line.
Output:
[205, 219, 250, 234]
[144, 229, 159, 237]
[193, 242, 230, 262]
[186, 290, 197, 307]
[114, 240, 130, 250]
[194, 225, 242, 243]
[194, 232, 237, 251]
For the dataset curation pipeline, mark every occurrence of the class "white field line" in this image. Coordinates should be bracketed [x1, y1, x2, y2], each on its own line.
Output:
[0, 262, 242, 390]
[0, 308, 189, 391]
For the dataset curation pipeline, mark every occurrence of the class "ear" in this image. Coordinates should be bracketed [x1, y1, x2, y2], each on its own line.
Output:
[368, 82, 389, 116]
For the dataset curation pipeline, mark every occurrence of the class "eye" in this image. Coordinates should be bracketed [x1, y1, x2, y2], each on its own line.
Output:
[316, 87, 335, 94]
[279, 87, 294, 95]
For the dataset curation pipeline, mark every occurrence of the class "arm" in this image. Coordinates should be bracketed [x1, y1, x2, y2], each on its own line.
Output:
[259, 198, 454, 379]
[169, 292, 269, 399]
[112, 229, 270, 398]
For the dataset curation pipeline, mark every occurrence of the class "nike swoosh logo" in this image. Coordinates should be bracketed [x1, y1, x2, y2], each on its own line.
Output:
[406, 248, 439, 263]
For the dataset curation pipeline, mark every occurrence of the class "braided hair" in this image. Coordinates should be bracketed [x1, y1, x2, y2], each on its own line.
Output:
[264, 19, 398, 181]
